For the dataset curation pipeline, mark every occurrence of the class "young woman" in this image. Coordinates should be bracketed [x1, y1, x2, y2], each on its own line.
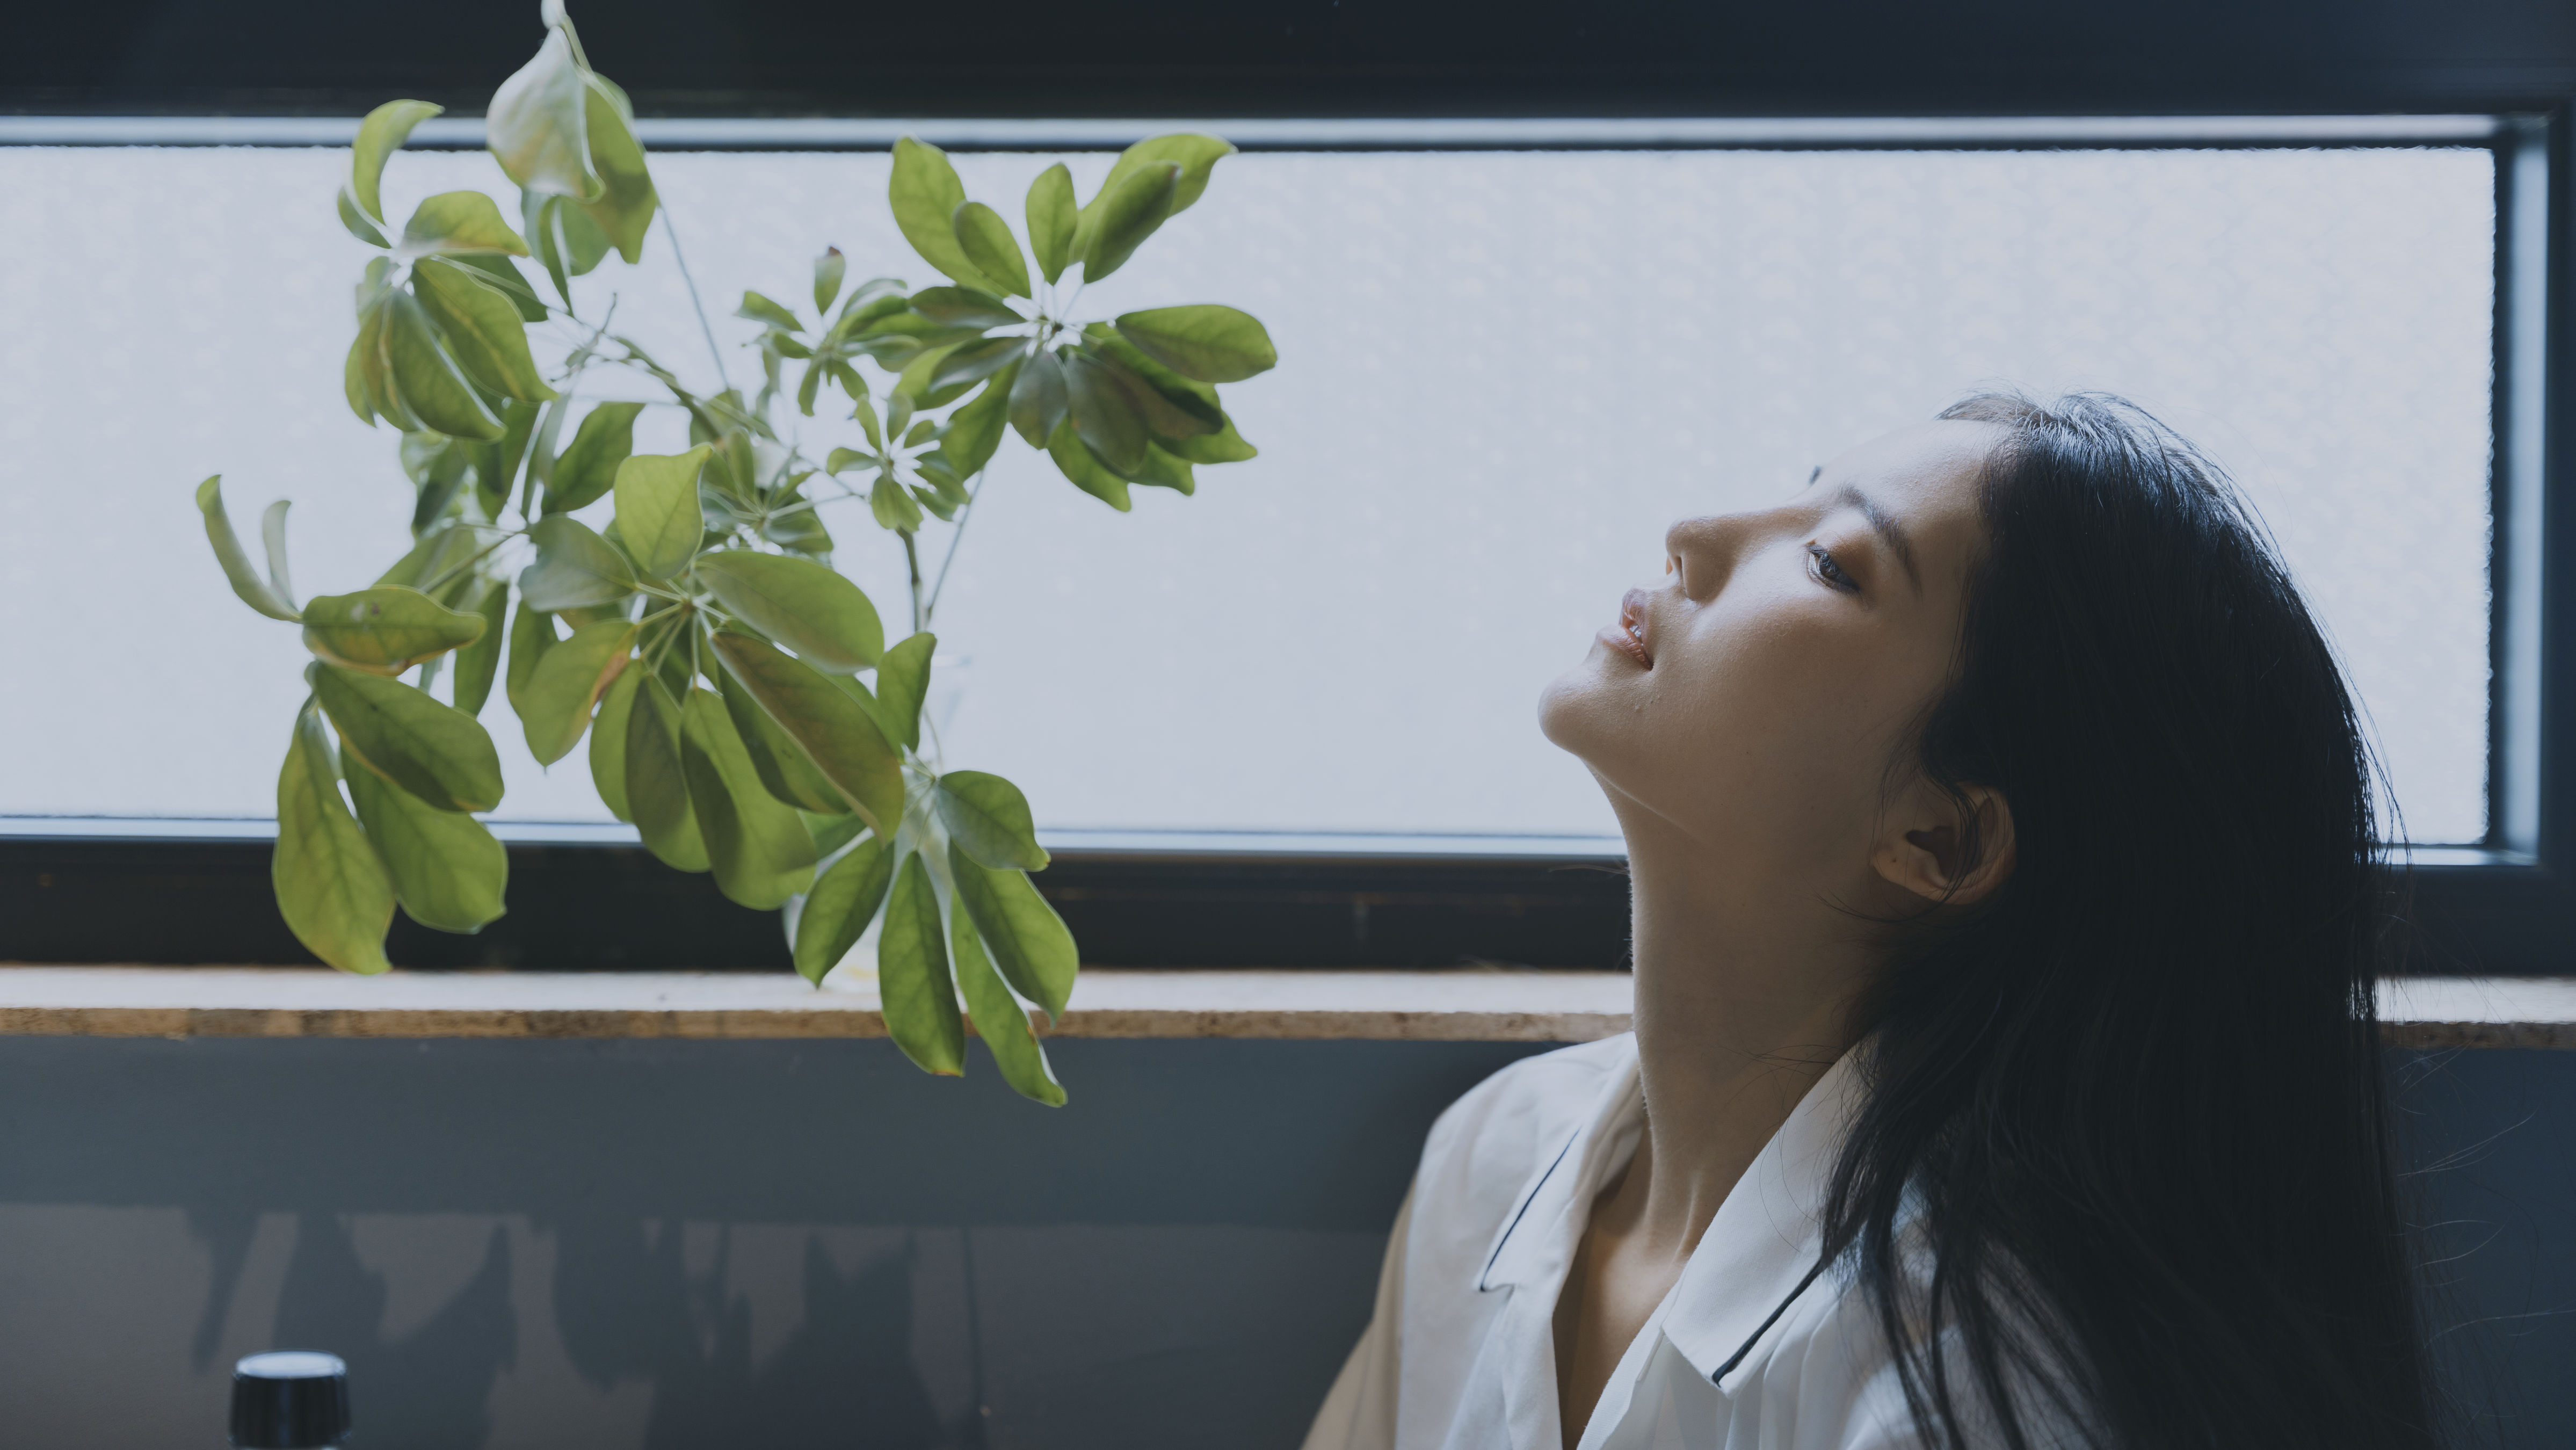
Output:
[1301, 393, 2439, 1450]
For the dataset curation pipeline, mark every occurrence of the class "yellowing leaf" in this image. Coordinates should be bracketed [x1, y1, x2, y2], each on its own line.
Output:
[301, 586, 486, 675]
[518, 618, 636, 765]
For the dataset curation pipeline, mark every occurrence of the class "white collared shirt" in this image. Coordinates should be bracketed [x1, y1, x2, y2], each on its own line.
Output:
[1299, 1034, 1935, 1450]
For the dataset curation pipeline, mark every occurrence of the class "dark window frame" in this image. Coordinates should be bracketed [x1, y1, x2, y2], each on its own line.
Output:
[1, 56, 2568, 974]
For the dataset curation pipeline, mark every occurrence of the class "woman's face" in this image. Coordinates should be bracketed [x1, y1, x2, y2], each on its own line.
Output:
[1540, 420, 2001, 890]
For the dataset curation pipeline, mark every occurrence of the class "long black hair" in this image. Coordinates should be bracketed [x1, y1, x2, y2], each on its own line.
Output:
[1825, 392, 2439, 1448]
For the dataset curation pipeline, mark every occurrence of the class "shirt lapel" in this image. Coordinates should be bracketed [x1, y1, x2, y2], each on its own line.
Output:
[1657, 1049, 1868, 1394]
[1463, 1047, 1649, 1450]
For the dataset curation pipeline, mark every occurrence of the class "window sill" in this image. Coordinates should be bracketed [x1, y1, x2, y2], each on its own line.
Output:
[0, 967, 2561, 1048]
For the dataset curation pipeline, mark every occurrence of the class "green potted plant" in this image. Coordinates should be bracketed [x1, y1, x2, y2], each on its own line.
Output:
[192, 2, 1276, 1104]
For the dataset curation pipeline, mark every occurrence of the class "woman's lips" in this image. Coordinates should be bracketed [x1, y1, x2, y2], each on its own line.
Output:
[1602, 588, 1654, 669]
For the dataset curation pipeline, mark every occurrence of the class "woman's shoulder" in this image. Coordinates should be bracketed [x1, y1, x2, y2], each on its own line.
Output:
[1411, 1033, 1637, 1209]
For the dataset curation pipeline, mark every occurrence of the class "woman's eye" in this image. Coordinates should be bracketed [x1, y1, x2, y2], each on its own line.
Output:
[1809, 545, 1858, 593]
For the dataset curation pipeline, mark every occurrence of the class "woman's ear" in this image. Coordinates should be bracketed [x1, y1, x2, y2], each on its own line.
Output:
[1873, 781, 2015, 907]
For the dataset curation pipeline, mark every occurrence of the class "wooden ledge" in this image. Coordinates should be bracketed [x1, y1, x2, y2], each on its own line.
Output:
[0, 968, 2561, 1047]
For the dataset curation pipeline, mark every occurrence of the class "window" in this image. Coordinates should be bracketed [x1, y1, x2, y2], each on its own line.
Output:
[0, 114, 2556, 969]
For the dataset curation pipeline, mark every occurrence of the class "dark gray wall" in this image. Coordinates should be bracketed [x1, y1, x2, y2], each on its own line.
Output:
[0, 1036, 2563, 1448]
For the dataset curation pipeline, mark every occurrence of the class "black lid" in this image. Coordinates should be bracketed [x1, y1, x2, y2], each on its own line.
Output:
[230, 1351, 351, 1449]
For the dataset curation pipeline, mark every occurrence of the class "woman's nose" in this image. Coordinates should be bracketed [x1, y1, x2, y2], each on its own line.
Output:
[1664, 513, 1753, 601]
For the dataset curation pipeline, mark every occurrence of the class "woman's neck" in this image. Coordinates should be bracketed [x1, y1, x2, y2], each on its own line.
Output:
[1610, 803, 1874, 1257]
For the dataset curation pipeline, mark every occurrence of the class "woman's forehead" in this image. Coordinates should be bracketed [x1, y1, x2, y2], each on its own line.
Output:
[1818, 419, 2002, 519]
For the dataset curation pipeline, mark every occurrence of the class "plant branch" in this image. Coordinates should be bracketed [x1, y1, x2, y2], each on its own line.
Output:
[923, 470, 989, 629]
[901, 530, 924, 636]
[659, 211, 734, 396]
[415, 526, 523, 597]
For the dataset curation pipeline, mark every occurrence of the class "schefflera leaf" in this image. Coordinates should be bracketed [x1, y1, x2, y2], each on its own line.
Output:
[342, 99, 444, 247]
[879, 852, 966, 1074]
[344, 762, 507, 934]
[450, 581, 510, 718]
[888, 137, 1002, 293]
[953, 881, 1065, 1106]
[519, 618, 637, 765]
[195, 477, 300, 621]
[873, 632, 935, 752]
[1077, 160, 1177, 284]
[1024, 163, 1077, 285]
[518, 514, 635, 612]
[695, 552, 882, 673]
[706, 632, 905, 834]
[411, 258, 556, 404]
[1113, 305, 1278, 384]
[546, 401, 646, 513]
[381, 291, 506, 441]
[719, 668, 848, 815]
[678, 688, 817, 911]
[948, 839, 1078, 1022]
[612, 444, 713, 579]
[590, 665, 642, 821]
[626, 677, 708, 872]
[487, 27, 598, 201]
[950, 201, 1029, 299]
[397, 192, 531, 259]
[936, 770, 1047, 872]
[274, 701, 394, 975]
[311, 663, 505, 813]
[792, 833, 895, 985]
[302, 587, 486, 676]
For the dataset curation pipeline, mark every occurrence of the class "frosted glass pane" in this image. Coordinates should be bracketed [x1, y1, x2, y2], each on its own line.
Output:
[0, 143, 2492, 842]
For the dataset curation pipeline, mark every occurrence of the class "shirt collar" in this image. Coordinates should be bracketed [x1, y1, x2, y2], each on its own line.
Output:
[1476, 1042, 1647, 1294]
[1662, 1047, 1869, 1391]
[1470, 1039, 1872, 1392]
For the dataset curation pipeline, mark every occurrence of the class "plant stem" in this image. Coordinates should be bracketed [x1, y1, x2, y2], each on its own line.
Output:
[659, 211, 734, 396]
[922, 472, 989, 630]
[901, 530, 924, 635]
[415, 526, 522, 598]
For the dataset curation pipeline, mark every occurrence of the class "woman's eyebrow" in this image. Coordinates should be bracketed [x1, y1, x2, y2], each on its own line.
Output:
[1832, 482, 1922, 594]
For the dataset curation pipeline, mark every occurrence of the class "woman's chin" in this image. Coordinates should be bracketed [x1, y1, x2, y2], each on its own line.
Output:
[1537, 654, 1610, 756]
